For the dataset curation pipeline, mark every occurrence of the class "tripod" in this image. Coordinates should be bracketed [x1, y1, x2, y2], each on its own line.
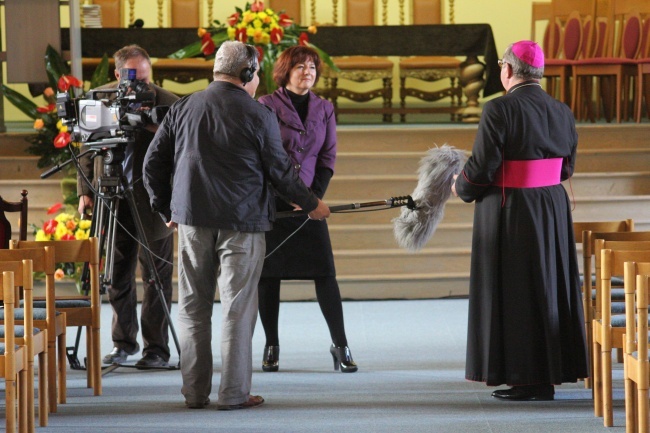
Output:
[75, 142, 181, 373]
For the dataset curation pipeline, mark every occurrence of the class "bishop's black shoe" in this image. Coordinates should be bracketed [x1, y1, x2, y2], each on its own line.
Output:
[491, 384, 554, 401]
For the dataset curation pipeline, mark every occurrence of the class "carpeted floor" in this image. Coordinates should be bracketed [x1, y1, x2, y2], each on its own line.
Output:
[25, 298, 623, 432]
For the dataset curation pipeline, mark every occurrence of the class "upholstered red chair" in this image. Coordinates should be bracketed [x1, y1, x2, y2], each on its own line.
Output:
[572, 11, 643, 123]
[635, 17, 650, 122]
[544, 11, 587, 105]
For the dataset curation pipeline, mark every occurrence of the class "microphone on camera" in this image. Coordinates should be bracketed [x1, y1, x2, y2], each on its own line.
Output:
[129, 18, 144, 29]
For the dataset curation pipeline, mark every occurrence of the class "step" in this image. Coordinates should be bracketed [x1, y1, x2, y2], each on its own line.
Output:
[574, 149, 650, 173]
[328, 223, 473, 249]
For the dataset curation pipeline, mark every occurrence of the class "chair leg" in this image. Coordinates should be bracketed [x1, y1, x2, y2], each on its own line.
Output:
[593, 322, 603, 417]
[26, 358, 34, 433]
[624, 360, 634, 433]
[18, 369, 27, 433]
[603, 347, 613, 426]
[37, 351, 48, 426]
[6, 374, 16, 433]
[57, 332, 66, 404]
[639, 388, 649, 433]
[86, 327, 93, 389]
[46, 340, 56, 413]
[92, 326, 102, 396]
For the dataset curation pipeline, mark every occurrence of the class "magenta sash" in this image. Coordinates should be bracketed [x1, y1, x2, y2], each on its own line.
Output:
[493, 158, 562, 188]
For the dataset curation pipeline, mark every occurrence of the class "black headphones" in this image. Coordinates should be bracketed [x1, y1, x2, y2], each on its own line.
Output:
[239, 45, 258, 85]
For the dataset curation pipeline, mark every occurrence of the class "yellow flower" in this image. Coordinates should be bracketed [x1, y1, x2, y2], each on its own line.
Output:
[308, 25, 318, 34]
[197, 27, 207, 37]
[54, 212, 72, 223]
[75, 229, 89, 240]
[78, 219, 92, 230]
[54, 268, 65, 280]
[243, 11, 254, 23]
[35, 229, 50, 241]
[54, 223, 69, 240]
[253, 19, 263, 29]
[258, 11, 268, 20]
[33, 119, 44, 130]
[227, 27, 235, 39]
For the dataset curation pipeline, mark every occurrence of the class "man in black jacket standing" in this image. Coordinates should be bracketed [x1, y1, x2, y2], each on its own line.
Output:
[77, 44, 179, 369]
[143, 41, 330, 410]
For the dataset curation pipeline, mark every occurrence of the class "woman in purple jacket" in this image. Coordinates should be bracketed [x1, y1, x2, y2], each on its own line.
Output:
[257, 46, 357, 373]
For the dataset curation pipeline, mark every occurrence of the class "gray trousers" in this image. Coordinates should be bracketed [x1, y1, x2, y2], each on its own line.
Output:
[177, 225, 265, 406]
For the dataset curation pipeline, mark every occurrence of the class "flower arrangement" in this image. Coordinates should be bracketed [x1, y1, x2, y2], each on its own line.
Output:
[0, 46, 110, 173]
[33, 202, 92, 283]
[168, 0, 338, 94]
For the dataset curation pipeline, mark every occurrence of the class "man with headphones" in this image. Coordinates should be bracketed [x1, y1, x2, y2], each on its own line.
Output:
[143, 41, 330, 410]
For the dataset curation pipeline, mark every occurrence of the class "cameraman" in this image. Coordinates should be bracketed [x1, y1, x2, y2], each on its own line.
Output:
[77, 44, 179, 368]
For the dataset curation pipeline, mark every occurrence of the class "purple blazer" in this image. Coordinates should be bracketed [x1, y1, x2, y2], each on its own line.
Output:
[258, 87, 336, 187]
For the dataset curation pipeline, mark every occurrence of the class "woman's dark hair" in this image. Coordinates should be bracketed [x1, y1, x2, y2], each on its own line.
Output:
[272, 45, 322, 88]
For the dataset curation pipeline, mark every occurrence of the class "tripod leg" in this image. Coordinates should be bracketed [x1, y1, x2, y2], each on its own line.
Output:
[122, 184, 181, 359]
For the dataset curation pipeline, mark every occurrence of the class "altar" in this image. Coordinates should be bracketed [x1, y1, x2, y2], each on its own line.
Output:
[62, 24, 501, 120]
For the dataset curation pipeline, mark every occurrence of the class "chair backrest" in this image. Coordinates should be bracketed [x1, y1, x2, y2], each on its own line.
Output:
[562, 11, 585, 60]
[543, 18, 563, 58]
[640, 15, 650, 58]
[0, 260, 34, 360]
[0, 190, 28, 249]
[549, 0, 597, 58]
[531, 1, 552, 40]
[346, 0, 376, 26]
[412, 0, 442, 25]
[269, 0, 303, 24]
[623, 261, 650, 358]
[617, 11, 643, 59]
[170, 0, 201, 28]
[91, 0, 123, 28]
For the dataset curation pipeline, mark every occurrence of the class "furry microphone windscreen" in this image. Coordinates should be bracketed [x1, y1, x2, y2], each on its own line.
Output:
[392, 144, 467, 252]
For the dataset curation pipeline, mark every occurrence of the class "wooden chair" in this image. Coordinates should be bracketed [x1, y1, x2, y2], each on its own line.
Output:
[594, 242, 650, 427]
[398, 0, 462, 122]
[0, 268, 29, 433]
[572, 2, 647, 123]
[0, 259, 48, 431]
[323, 0, 394, 122]
[11, 239, 101, 397]
[169, 0, 201, 28]
[0, 247, 66, 414]
[531, 1, 552, 41]
[622, 262, 650, 433]
[0, 190, 28, 249]
[573, 218, 634, 389]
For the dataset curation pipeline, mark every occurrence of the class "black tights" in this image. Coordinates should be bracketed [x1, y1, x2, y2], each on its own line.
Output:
[258, 276, 348, 347]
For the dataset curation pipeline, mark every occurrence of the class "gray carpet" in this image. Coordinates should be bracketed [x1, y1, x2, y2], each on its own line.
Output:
[27, 299, 622, 432]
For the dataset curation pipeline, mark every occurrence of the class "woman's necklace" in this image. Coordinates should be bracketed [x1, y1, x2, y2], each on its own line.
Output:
[508, 82, 542, 94]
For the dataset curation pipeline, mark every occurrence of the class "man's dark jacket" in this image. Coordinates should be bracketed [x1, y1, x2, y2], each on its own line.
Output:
[143, 80, 318, 232]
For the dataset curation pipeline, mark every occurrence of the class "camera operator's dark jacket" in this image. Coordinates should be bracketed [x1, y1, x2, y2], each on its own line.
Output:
[143, 80, 319, 231]
[76, 82, 179, 242]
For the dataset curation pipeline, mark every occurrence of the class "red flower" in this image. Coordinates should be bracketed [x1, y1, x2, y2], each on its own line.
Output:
[57, 75, 83, 92]
[278, 14, 293, 27]
[250, 1, 264, 12]
[47, 203, 63, 215]
[36, 103, 56, 113]
[227, 12, 240, 27]
[200, 33, 216, 56]
[61, 233, 76, 241]
[54, 131, 71, 148]
[299, 32, 309, 46]
[235, 27, 248, 43]
[270, 27, 284, 45]
[256, 46, 265, 63]
[43, 219, 58, 235]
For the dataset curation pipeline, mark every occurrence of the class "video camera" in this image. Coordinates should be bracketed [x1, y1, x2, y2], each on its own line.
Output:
[56, 68, 169, 150]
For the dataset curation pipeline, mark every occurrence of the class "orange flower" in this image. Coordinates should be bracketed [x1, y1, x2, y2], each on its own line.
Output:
[47, 203, 63, 215]
[308, 25, 318, 34]
[66, 220, 77, 231]
[54, 268, 65, 280]
[33, 119, 45, 130]
[197, 27, 207, 37]
[43, 87, 55, 98]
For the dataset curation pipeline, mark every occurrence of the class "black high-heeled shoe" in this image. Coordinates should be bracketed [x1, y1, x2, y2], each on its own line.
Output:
[262, 345, 279, 372]
[329, 345, 358, 373]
